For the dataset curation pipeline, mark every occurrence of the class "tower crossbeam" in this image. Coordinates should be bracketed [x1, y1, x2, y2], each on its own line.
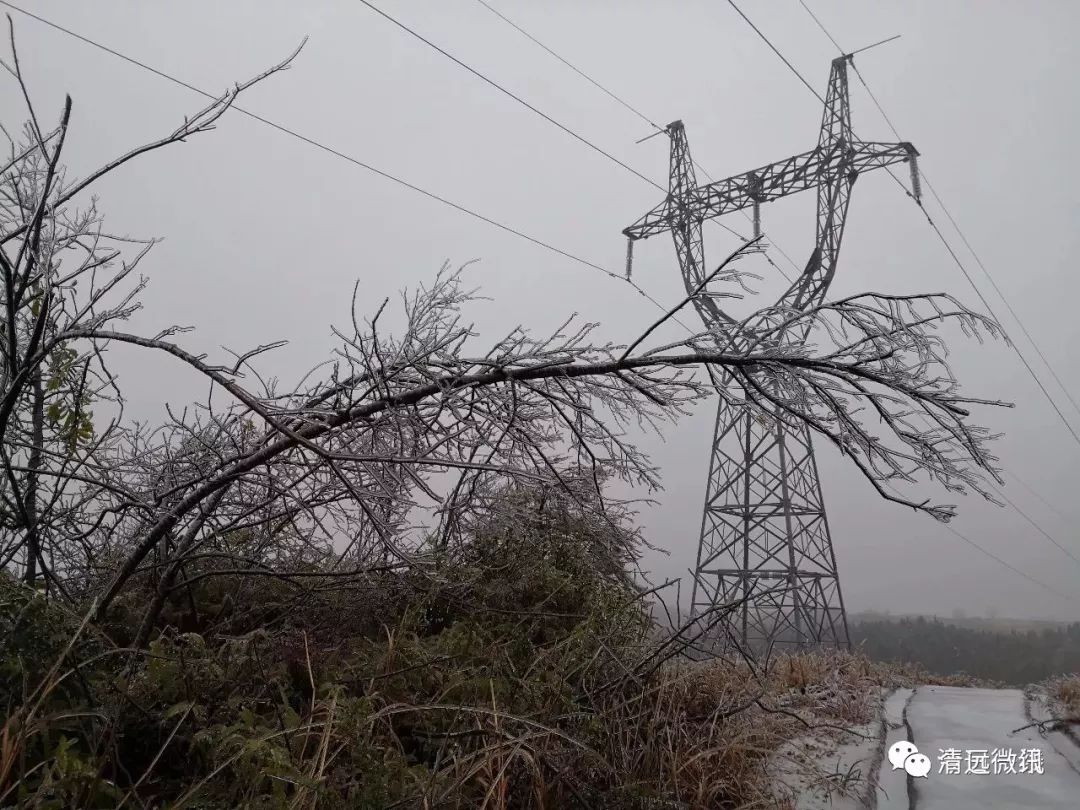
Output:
[624, 140, 914, 241]
[621, 55, 919, 653]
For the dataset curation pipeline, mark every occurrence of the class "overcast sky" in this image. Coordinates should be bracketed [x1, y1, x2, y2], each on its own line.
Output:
[5, 0, 1080, 620]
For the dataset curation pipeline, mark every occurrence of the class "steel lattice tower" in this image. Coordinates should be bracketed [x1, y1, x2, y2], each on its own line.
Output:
[622, 55, 921, 653]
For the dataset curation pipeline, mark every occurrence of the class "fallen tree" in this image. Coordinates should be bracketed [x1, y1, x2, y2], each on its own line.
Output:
[0, 28, 1012, 808]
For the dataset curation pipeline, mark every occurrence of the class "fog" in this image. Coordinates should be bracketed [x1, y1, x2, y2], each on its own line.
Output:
[5, 0, 1079, 620]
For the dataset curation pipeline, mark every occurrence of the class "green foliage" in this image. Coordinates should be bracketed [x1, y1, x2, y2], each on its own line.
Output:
[1, 487, 666, 808]
[0, 574, 121, 808]
[3, 485, 895, 808]
[44, 346, 95, 453]
[0, 572, 105, 706]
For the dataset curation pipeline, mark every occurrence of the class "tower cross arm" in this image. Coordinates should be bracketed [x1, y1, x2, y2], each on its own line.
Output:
[622, 139, 918, 242]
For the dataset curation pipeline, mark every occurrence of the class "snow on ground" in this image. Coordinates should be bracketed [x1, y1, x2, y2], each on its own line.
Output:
[768, 689, 887, 809]
[771, 684, 1080, 808]
[1026, 685, 1080, 776]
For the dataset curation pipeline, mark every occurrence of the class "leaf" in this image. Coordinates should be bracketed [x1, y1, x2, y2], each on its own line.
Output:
[164, 700, 194, 720]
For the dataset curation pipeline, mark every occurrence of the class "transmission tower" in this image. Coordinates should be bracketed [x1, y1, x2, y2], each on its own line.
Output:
[622, 55, 921, 652]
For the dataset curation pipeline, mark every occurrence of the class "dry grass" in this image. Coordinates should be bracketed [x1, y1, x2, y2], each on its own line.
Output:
[3, 563, 998, 808]
[0, 616, 975, 809]
[650, 648, 998, 807]
[1051, 674, 1080, 716]
[589, 648, 920, 807]
[1030, 673, 1080, 750]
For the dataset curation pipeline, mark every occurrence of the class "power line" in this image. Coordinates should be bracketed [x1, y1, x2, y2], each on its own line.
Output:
[726, 0, 1078, 603]
[363, 0, 779, 271]
[877, 489, 1074, 603]
[17, 0, 1069, 605]
[792, 2, 1080, 447]
[920, 174, 1080, 420]
[357, 0, 661, 192]
[1004, 470, 1076, 527]
[473, 0, 663, 134]
[0, 0, 693, 328]
[940, 521, 1075, 603]
[734, 0, 1080, 452]
[726, 0, 824, 104]
[726, 0, 916, 296]
[797, 0, 843, 54]
[480, 0, 1077, 605]
[796, 4, 1080, 568]
[468, 0, 801, 285]
[721, 3, 919, 287]
[787, 0, 1080, 599]
[843, 58, 1080, 423]
[438, 0, 1080, 603]
[904, 412, 1080, 582]
[458, 0, 1074, 607]
[733, 1, 917, 224]
[987, 480, 1080, 572]
[915, 204, 1080, 448]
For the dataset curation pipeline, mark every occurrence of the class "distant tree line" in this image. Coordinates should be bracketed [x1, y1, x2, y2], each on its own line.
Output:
[852, 616, 1080, 685]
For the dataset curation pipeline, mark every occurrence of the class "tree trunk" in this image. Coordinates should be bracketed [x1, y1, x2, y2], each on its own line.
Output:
[21, 370, 43, 586]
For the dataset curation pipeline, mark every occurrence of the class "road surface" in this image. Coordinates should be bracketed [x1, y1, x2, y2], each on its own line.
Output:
[878, 685, 1080, 809]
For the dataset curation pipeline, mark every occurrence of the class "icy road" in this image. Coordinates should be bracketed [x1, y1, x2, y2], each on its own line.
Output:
[877, 686, 1080, 809]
